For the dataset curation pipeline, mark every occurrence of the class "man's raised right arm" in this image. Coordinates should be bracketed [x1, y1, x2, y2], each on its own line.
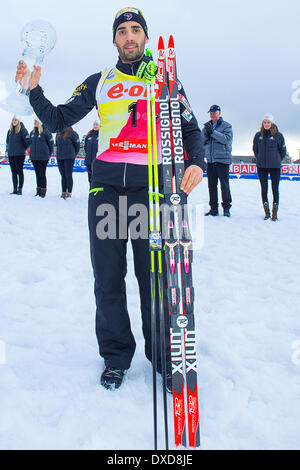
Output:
[15, 61, 100, 133]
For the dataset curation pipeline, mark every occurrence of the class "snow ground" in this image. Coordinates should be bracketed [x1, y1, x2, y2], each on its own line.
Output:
[0, 165, 300, 450]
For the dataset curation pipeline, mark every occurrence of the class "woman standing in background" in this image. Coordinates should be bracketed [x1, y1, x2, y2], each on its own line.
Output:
[29, 119, 54, 197]
[84, 120, 99, 186]
[56, 127, 80, 199]
[253, 114, 286, 221]
[6, 115, 30, 195]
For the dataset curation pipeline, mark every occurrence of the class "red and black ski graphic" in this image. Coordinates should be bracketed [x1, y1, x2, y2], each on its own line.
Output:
[158, 35, 200, 448]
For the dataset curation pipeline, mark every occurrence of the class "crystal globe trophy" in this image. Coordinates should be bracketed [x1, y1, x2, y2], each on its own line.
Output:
[0, 20, 57, 116]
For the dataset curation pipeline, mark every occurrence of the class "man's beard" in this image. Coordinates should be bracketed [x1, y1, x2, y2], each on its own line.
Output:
[116, 39, 146, 63]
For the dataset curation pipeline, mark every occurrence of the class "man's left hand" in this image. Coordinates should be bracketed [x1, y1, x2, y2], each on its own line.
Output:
[136, 57, 157, 83]
[180, 165, 203, 195]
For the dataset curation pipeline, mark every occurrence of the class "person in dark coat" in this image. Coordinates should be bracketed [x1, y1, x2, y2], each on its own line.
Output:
[253, 114, 286, 221]
[202, 105, 233, 217]
[55, 127, 80, 199]
[84, 120, 99, 185]
[29, 119, 54, 197]
[6, 115, 30, 195]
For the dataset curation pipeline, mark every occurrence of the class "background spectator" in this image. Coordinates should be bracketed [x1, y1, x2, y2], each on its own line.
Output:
[202, 105, 233, 217]
[253, 114, 286, 221]
[84, 120, 99, 186]
[56, 127, 80, 199]
[29, 119, 54, 197]
[6, 115, 30, 195]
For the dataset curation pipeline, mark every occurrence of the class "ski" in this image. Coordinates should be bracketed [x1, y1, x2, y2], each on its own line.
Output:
[143, 48, 169, 451]
[158, 35, 186, 448]
[158, 35, 200, 448]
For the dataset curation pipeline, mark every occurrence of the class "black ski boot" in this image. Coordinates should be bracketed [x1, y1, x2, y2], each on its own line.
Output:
[205, 209, 219, 216]
[263, 202, 270, 220]
[223, 208, 231, 217]
[100, 367, 126, 391]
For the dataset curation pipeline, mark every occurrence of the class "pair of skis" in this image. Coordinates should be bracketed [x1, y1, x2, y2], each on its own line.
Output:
[145, 48, 169, 451]
[146, 36, 200, 449]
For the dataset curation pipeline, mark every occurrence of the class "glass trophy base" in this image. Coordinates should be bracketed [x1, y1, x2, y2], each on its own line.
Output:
[0, 91, 33, 116]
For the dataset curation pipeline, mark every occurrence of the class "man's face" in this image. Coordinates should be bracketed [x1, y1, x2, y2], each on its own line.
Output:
[114, 21, 148, 63]
[210, 111, 221, 122]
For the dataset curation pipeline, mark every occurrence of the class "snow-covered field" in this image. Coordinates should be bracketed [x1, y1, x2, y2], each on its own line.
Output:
[0, 165, 300, 450]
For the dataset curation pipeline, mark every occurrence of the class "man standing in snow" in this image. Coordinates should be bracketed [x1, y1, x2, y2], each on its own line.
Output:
[15, 7, 205, 391]
[203, 105, 233, 217]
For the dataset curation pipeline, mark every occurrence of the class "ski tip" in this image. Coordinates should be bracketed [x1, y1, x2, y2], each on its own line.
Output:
[158, 36, 164, 50]
[168, 35, 175, 48]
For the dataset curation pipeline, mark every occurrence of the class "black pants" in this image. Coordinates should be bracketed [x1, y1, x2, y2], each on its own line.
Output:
[31, 160, 48, 188]
[88, 184, 171, 372]
[9, 156, 25, 190]
[207, 162, 232, 210]
[57, 159, 75, 193]
[257, 167, 281, 204]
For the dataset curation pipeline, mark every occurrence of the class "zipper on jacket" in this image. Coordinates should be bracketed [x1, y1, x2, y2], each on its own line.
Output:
[123, 163, 127, 187]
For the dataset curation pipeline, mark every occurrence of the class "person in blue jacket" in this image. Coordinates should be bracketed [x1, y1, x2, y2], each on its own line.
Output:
[253, 114, 286, 221]
[29, 119, 54, 197]
[55, 127, 80, 199]
[203, 105, 233, 217]
[6, 115, 30, 195]
[84, 120, 99, 185]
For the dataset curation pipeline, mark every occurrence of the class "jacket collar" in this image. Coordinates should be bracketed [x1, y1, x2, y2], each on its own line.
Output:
[116, 56, 146, 76]
[214, 117, 223, 127]
[206, 117, 224, 127]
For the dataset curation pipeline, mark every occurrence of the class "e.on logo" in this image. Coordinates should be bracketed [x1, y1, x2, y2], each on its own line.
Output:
[107, 82, 159, 100]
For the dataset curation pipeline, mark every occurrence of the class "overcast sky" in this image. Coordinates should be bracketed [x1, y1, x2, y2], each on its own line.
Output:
[1, 0, 300, 159]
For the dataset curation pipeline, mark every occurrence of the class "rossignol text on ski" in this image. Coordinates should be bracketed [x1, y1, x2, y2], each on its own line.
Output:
[157, 35, 200, 449]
